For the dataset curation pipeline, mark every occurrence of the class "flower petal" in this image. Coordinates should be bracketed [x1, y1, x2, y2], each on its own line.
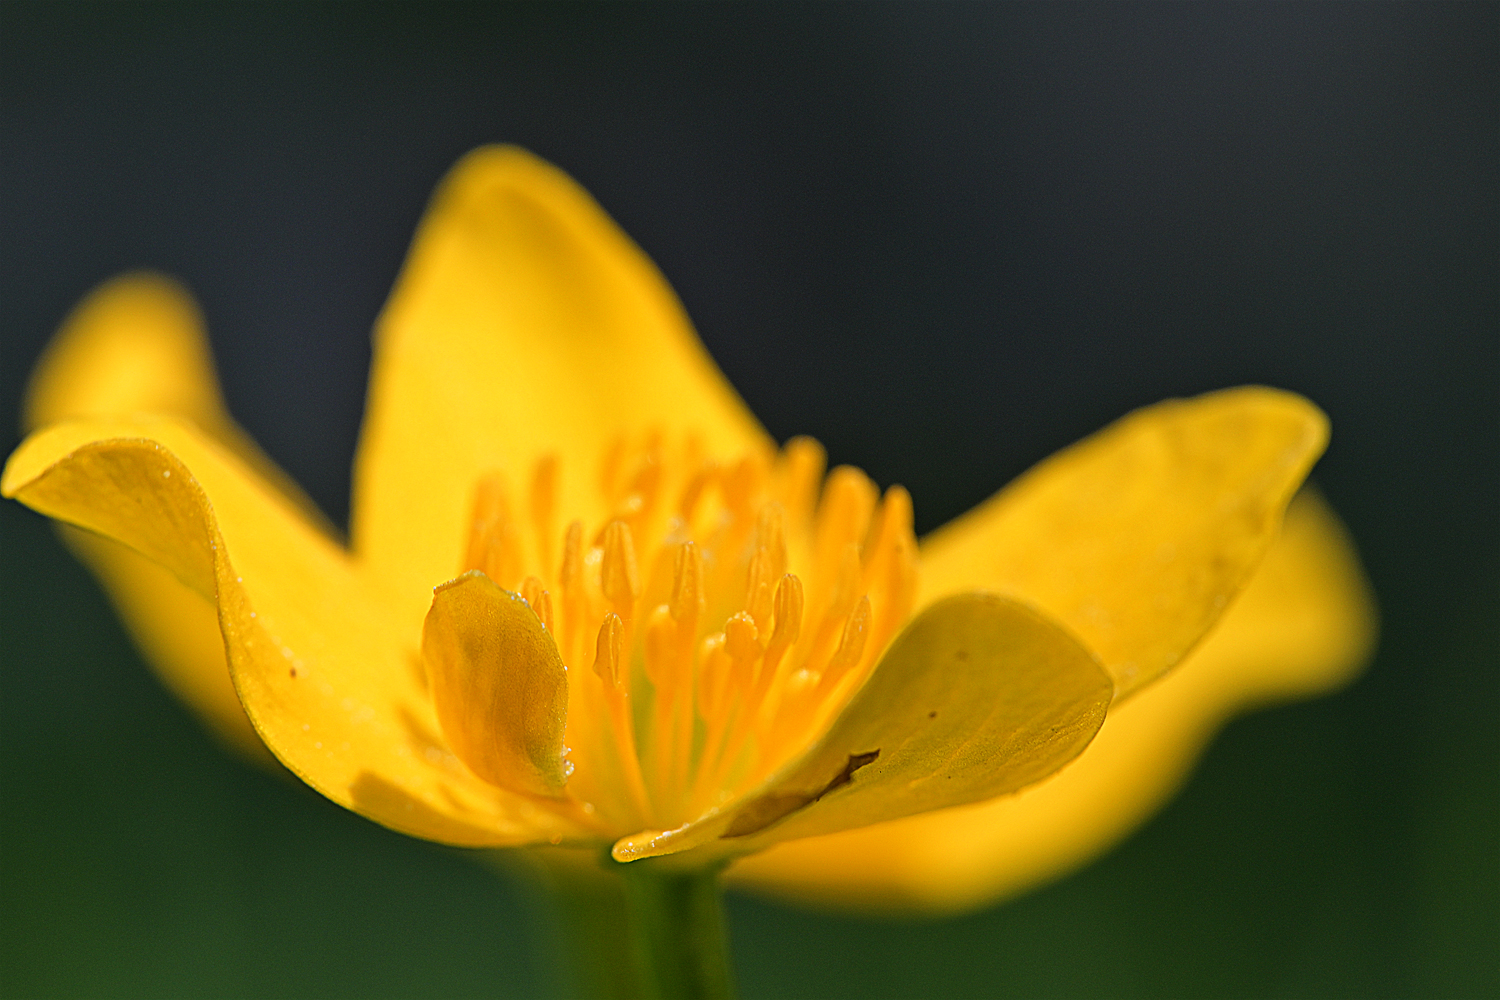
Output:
[611, 592, 1112, 863]
[56, 526, 272, 762]
[3, 417, 582, 847]
[351, 146, 772, 623]
[729, 489, 1376, 913]
[919, 386, 1328, 698]
[422, 572, 570, 797]
[20, 272, 329, 762]
[24, 271, 331, 531]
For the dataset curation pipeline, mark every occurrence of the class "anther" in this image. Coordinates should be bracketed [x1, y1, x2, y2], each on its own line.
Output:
[463, 471, 523, 587]
[819, 596, 871, 693]
[669, 542, 705, 625]
[530, 455, 559, 578]
[777, 437, 827, 529]
[828, 543, 863, 618]
[769, 574, 804, 651]
[560, 521, 583, 588]
[756, 504, 789, 581]
[722, 455, 764, 516]
[600, 520, 640, 611]
[695, 632, 729, 721]
[520, 577, 554, 633]
[724, 611, 763, 669]
[600, 435, 628, 501]
[744, 546, 777, 635]
[642, 604, 675, 685]
[862, 485, 914, 589]
[593, 613, 624, 688]
[677, 461, 718, 523]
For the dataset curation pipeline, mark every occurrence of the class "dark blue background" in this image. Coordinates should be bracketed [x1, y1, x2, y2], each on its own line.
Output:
[2, 4, 1495, 996]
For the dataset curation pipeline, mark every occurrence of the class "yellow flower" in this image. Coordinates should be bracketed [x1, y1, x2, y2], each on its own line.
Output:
[3, 147, 1374, 911]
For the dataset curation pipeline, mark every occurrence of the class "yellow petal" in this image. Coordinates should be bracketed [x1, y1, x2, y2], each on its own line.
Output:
[422, 572, 570, 797]
[612, 592, 1112, 863]
[351, 146, 772, 624]
[25, 272, 222, 433]
[919, 386, 1328, 698]
[20, 272, 330, 763]
[56, 526, 272, 763]
[729, 489, 1376, 913]
[23, 270, 330, 531]
[4, 417, 581, 847]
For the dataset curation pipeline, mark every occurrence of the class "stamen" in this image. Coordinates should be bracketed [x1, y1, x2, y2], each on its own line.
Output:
[618, 441, 664, 538]
[776, 436, 827, 530]
[600, 520, 641, 619]
[463, 471, 524, 588]
[592, 612, 654, 822]
[669, 542, 705, 625]
[448, 435, 921, 834]
[690, 612, 763, 810]
[764, 574, 804, 670]
[599, 434, 628, 502]
[642, 605, 675, 686]
[695, 632, 730, 724]
[817, 596, 872, 696]
[530, 455, 559, 581]
[678, 461, 717, 524]
[558, 520, 586, 669]
[749, 574, 804, 734]
[722, 454, 765, 518]
[593, 612, 623, 688]
[520, 576, 554, 634]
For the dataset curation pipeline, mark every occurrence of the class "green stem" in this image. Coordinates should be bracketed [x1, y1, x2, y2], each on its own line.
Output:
[617, 859, 736, 1000]
[500, 848, 736, 1000]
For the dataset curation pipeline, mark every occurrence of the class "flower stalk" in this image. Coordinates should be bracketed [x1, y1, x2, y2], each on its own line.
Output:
[515, 850, 735, 999]
[617, 860, 735, 1000]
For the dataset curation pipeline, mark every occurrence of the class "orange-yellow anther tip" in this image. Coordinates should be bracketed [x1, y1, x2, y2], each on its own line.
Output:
[593, 612, 625, 687]
[834, 596, 872, 667]
[520, 576, 553, 633]
[643, 604, 676, 684]
[560, 520, 583, 587]
[669, 541, 705, 623]
[600, 520, 641, 606]
[772, 573, 805, 646]
[724, 611, 763, 662]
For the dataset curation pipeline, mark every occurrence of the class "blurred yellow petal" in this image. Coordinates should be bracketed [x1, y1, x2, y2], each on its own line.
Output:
[25, 272, 222, 433]
[612, 592, 1112, 863]
[56, 526, 270, 761]
[4, 416, 583, 847]
[919, 386, 1328, 698]
[729, 489, 1376, 913]
[20, 272, 331, 763]
[23, 270, 330, 530]
[423, 572, 571, 797]
[352, 145, 771, 626]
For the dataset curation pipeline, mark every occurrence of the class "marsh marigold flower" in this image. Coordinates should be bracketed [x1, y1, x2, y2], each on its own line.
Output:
[4, 147, 1374, 914]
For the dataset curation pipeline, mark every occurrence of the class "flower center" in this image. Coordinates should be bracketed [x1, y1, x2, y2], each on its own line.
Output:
[456, 433, 917, 832]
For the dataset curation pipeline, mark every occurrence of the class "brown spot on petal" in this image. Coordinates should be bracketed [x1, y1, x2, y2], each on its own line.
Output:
[721, 749, 879, 838]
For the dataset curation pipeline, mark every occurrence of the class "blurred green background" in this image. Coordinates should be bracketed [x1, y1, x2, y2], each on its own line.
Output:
[2, 4, 1495, 997]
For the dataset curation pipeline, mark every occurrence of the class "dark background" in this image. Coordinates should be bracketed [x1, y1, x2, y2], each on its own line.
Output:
[2, 3, 1495, 997]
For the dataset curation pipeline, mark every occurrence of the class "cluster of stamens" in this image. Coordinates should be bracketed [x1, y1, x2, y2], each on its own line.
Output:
[458, 433, 918, 833]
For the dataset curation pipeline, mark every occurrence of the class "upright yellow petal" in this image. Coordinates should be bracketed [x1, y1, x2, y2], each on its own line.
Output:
[612, 593, 1112, 864]
[920, 386, 1327, 697]
[730, 489, 1376, 912]
[352, 146, 771, 625]
[4, 417, 580, 847]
